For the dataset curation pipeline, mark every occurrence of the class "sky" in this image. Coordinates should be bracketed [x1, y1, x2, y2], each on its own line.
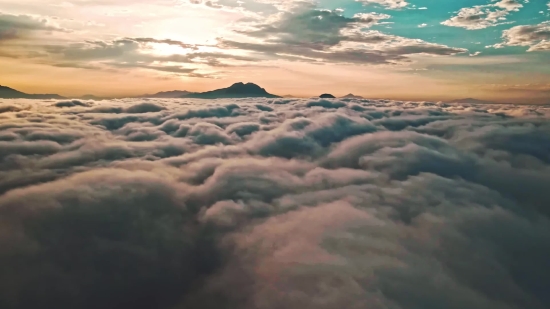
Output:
[0, 0, 549, 103]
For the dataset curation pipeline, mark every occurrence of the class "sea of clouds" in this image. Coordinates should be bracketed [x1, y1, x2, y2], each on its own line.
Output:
[0, 97, 549, 309]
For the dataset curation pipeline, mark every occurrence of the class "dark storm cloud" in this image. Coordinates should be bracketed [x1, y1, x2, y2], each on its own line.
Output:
[0, 97, 549, 309]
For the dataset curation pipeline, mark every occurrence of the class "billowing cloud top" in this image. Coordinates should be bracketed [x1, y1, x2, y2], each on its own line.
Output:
[0, 0, 549, 102]
[0, 96, 550, 308]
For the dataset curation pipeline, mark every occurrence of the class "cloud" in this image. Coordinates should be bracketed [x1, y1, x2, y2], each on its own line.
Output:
[441, 0, 524, 30]
[491, 21, 550, 51]
[1, 1, 474, 77]
[16, 38, 243, 77]
[188, 0, 279, 13]
[0, 97, 549, 309]
[493, 0, 524, 11]
[124, 102, 166, 113]
[88, 102, 165, 113]
[356, 0, 409, 9]
[235, 7, 391, 47]
[0, 12, 66, 41]
[220, 5, 466, 65]
[126, 37, 199, 50]
[0, 169, 226, 309]
[0, 104, 22, 113]
[54, 100, 89, 107]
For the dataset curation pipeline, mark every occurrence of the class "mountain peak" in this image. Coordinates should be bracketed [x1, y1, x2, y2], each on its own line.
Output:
[182, 82, 279, 99]
[0, 85, 65, 99]
[227, 82, 264, 91]
[447, 98, 497, 104]
[141, 90, 194, 98]
[342, 93, 364, 99]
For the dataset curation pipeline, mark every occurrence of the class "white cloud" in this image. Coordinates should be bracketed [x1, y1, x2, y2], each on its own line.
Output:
[491, 21, 550, 51]
[356, 0, 409, 9]
[493, 0, 524, 11]
[441, 0, 525, 30]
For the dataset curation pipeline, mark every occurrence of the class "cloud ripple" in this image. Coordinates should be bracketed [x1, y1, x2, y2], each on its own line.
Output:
[0, 97, 549, 309]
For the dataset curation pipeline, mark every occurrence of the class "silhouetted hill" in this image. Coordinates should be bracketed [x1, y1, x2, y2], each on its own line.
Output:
[342, 93, 364, 99]
[79, 95, 107, 101]
[319, 93, 336, 99]
[0, 85, 27, 98]
[0, 85, 65, 99]
[142, 90, 195, 98]
[182, 83, 280, 99]
[447, 98, 498, 104]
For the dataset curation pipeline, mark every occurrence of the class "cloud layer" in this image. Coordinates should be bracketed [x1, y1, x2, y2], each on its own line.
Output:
[0, 97, 549, 309]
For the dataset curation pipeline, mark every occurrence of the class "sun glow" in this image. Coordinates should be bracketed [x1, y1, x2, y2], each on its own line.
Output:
[147, 43, 193, 56]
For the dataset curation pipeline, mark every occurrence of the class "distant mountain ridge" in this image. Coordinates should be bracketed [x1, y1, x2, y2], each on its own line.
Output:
[342, 93, 364, 99]
[79, 94, 106, 101]
[0, 83, 280, 100]
[182, 82, 280, 99]
[447, 98, 498, 104]
[0, 85, 65, 99]
[2, 84, 505, 104]
[141, 90, 195, 98]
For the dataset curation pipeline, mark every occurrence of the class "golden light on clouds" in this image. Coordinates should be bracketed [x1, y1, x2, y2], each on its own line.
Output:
[0, 0, 548, 103]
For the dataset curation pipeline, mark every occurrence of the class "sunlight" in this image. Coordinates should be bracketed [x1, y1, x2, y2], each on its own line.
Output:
[147, 43, 193, 56]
